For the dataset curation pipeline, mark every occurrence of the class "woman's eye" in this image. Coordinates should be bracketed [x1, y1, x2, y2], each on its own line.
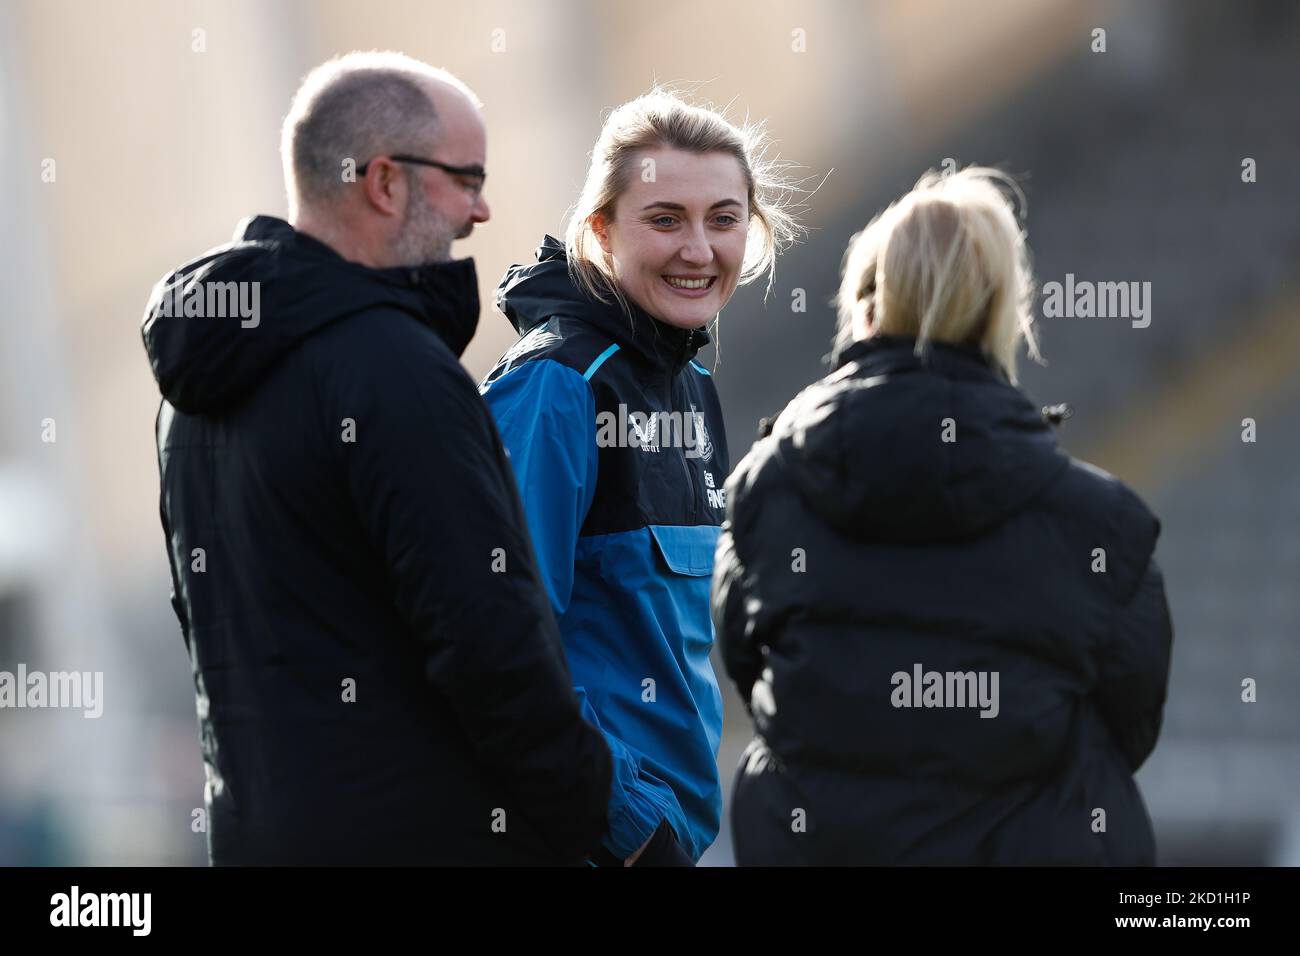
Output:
[714, 215, 739, 226]
[652, 216, 677, 227]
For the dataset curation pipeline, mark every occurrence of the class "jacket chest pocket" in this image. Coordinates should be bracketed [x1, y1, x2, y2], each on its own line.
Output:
[646, 523, 718, 577]
[646, 523, 721, 654]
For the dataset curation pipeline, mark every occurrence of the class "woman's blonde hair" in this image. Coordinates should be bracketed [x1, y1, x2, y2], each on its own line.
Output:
[566, 87, 802, 312]
[835, 166, 1041, 382]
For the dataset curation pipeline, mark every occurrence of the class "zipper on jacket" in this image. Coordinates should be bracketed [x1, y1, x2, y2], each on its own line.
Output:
[666, 341, 697, 523]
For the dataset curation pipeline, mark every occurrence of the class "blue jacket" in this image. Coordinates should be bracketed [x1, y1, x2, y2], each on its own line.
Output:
[480, 236, 729, 862]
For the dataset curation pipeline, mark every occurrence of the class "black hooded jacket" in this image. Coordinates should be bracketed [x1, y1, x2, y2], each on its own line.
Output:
[141, 215, 611, 865]
[713, 335, 1173, 865]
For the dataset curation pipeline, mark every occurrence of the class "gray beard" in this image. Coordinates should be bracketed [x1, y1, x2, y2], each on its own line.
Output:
[392, 186, 455, 266]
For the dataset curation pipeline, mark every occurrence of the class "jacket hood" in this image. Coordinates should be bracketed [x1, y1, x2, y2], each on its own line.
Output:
[495, 235, 710, 374]
[772, 335, 1070, 543]
[142, 215, 480, 413]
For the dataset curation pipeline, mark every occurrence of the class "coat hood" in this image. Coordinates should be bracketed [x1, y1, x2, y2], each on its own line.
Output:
[141, 215, 480, 413]
[495, 235, 710, 374]
[771, 335, 1070, 543]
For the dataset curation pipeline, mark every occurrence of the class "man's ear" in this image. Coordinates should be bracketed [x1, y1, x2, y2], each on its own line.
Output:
[591, 211, 614, 255]
[362, 157, 406, 217]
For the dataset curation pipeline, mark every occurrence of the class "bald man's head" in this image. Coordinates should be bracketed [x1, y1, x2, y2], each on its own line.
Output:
[280, 51, 481, 218]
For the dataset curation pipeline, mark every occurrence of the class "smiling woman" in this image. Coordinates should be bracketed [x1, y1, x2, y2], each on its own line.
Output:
[590, 148, 749, 329]
[567, 88, 801, 326]
[478, 87, 803, 867]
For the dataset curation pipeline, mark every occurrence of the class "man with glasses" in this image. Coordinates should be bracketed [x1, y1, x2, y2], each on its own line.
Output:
[141, 52, 611, 865]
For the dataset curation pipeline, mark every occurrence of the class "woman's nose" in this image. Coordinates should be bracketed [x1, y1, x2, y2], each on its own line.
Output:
[678, 226, 713, 265]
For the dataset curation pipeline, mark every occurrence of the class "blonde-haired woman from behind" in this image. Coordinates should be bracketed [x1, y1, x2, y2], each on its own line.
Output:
[714, 166, 1173, 865]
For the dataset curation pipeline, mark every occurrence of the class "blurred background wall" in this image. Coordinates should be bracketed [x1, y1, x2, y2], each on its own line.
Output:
[1, 0, 1295, 864]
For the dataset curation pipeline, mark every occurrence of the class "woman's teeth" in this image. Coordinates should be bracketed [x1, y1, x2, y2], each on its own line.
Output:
[664, 276, 713, 290]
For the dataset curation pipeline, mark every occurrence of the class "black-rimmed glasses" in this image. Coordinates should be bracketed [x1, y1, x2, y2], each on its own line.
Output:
[357, 154, 486, 195]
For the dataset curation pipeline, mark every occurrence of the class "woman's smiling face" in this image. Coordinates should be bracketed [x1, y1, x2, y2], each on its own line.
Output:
[594, 147, 750, 329]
